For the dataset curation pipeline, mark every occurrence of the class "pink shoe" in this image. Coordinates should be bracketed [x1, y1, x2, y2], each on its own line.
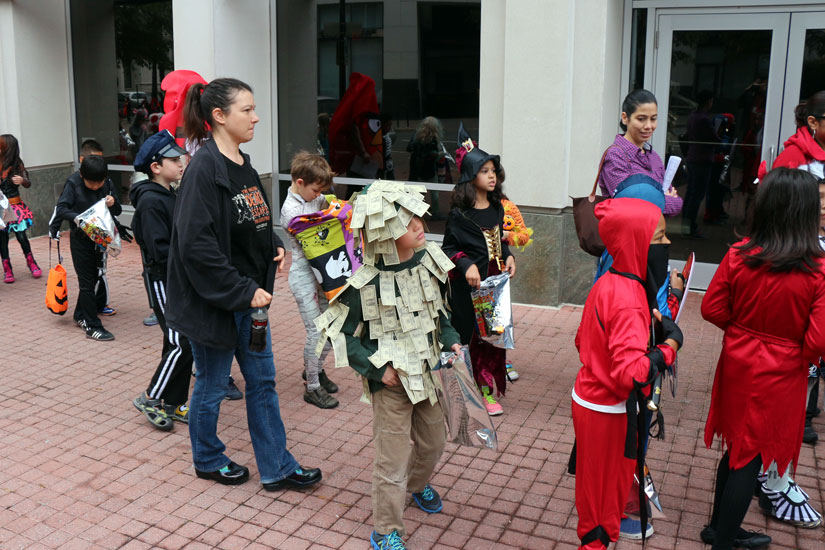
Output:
[2, 259, 14, 283]
[25, 253, 41, 278]
[481, 386, 503, 416]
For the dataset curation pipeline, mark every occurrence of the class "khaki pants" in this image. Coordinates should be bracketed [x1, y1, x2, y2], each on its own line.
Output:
[371, 384, 446, 537]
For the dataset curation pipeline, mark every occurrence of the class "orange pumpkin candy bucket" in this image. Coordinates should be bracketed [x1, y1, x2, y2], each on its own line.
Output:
[45, 239, 68, 315]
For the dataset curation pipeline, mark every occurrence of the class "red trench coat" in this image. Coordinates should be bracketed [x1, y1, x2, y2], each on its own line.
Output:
[702, 241, 825, 474]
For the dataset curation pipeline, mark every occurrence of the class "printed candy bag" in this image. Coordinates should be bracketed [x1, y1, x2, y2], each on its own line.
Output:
[287, 195, 362, 299]
[76, 198, 122, 257]
[435, 347, 498, 450]
[471, 272, 515, 349]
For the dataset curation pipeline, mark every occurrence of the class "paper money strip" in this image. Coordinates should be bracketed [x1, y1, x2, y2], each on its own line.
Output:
[313, 180, 456, 405]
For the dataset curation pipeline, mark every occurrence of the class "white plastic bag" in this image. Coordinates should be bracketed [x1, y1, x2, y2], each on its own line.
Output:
[75, 198, 122, 257]
[435, 347, 498, 450]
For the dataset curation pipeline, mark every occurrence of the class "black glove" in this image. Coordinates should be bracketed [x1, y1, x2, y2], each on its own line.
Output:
[658, 315, 683, 349]
[116, 221, 133, 243]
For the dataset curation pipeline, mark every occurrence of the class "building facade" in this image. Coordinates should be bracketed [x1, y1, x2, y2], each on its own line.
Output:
[1, 0, 823, 305]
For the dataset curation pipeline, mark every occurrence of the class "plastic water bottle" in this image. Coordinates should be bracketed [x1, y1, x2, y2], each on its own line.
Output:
[249, 307, 268, 352]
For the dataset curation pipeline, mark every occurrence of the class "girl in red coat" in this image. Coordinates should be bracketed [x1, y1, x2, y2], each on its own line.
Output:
[572, 198, 683, 550]
[751, 91, 825, 529]
[701, 167, 825, 550]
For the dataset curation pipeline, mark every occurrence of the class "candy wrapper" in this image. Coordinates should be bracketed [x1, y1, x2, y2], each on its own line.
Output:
[75, 198, 122, 257]
[434, 347, 498, 450]
[470, 272, 514, 349]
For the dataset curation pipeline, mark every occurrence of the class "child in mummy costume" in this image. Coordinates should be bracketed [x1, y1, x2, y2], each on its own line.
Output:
[314, 180, 462, 550]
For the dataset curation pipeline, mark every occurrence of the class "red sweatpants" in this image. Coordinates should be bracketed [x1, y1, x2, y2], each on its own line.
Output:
[572, 401, 637, 550]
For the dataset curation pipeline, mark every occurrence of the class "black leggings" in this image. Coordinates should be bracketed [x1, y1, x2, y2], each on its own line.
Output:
[0, 229, 32, 260]
[709, 452, 762, 550]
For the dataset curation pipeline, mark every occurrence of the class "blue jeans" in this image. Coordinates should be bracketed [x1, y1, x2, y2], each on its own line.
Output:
[189, 309, 299, 483]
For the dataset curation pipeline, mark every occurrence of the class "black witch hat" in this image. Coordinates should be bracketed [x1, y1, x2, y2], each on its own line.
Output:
[456, 122, 500, 184]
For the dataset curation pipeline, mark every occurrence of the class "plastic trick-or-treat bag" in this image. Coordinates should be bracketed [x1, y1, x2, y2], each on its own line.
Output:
[0, 190, 15, 230]
[75, 198, 122, 257]
[470, 272, 515, 349]
[434, 347, 498, 450]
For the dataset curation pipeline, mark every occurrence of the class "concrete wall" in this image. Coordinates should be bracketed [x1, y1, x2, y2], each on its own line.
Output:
[480, 0, 625, 305]
[173, 0, 275, 176]
[0, 0, 75, 168]
[0, 0, 77, 237]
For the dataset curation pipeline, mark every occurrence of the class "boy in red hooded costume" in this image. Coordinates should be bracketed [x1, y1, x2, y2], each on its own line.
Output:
[572, 198, 683, 550]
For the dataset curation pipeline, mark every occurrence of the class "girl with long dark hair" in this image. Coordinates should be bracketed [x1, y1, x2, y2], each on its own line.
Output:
[701, 167, 825, 549]
[0, 134, 41, 282]
[441, 123, 515, 416]
[166, 78, 321, 490]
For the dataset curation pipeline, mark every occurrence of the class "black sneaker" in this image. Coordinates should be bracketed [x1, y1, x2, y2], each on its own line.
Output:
[86, 326, 114, 341]
[412, 485, 443, 513]
[225, 379, 243, 400]
[803, 421, 818, 444]
[700, 525, 772, 548]
[302, 369, 339, 393]
[303, 387, 339, 409]
[195, 461, 249, 485]
[262, 466, 322, 491]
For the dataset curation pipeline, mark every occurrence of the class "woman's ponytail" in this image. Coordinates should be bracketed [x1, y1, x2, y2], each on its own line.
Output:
[184, 82, 208, 143]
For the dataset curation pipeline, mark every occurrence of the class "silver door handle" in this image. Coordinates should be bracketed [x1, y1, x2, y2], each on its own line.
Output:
[768, 146, 776, 170]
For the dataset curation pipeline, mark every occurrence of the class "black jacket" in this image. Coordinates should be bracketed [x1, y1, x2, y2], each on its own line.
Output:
[129, 178, 175, 279]
[165, 139, 284, 349]
[441, 204, 513, 344]
[50, 172, 122, 238]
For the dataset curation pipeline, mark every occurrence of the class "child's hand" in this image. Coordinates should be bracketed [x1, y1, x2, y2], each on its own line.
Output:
[465, 264, 481, 289]
[11, 175, 24, 186]
[273, 247, 285, 272]
[504, 256, 516, 279]
[381, 364, 401, 387]
[670, 269, 685, 292]
[104, 195, 115, 207]
[666, 186, 679, 198]
[502, 230, 511, 243]
[251, 288, 272, 308]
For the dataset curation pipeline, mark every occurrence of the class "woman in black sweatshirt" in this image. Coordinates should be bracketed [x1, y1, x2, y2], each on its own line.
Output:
[166, 78, 321, 491]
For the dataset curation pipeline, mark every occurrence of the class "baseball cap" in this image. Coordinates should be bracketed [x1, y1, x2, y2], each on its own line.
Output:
[134, 130, 187, 174]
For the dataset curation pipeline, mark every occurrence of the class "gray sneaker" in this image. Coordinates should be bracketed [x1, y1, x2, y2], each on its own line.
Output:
[304, 387, 339, 409]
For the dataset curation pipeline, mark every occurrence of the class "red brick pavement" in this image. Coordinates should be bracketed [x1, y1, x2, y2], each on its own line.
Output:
[0, 235, 823, 549]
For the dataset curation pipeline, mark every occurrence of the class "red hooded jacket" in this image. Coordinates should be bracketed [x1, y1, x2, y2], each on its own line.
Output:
[574, 198, 676, 409]
[773, 126, 825, 171]
[702, 241, 825, 474]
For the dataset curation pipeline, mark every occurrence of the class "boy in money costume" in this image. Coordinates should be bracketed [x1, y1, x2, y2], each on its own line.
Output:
[314, 180, 462, 550]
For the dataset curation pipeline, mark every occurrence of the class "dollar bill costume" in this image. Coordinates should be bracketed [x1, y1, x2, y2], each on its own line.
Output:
[314, 180, 461, 539]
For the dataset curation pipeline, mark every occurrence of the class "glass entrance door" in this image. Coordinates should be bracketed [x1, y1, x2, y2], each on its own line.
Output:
[653, 13, 791, 286]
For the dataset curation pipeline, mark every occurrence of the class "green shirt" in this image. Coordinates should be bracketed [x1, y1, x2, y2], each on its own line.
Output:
[336, 249, 461, 395]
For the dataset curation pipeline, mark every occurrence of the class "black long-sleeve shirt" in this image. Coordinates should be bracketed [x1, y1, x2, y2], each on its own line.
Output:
[51, 172, 121, 235]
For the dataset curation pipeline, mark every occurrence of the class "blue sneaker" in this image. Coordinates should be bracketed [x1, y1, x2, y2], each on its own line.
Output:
[370, 530, 406, 550]
[225, 378, 243, 400]
[412, 485, 443, 513]
[619, 517, 654, 539]
[99, 306, 116, 316]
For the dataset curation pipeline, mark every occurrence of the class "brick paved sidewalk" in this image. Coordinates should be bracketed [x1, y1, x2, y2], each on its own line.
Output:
[0, 235, 823, 550]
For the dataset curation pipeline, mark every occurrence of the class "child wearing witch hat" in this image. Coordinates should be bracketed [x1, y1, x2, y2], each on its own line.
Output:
[441, 123, 516, 415]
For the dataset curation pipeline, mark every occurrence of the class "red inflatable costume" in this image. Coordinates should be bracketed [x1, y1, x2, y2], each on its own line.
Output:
[328, 72, 381, 175]
[702, 239, 825, 475]
[158, 70, 208, 148]
[572, 198, 677, 550]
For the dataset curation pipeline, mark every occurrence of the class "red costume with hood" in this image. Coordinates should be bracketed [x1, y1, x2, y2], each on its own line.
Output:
[702, 240, 825, 475]
[773, 126, 825, 172]
[572, 198, 678, 550]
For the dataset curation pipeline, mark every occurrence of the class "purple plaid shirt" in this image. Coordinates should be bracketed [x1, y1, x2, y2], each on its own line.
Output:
[598, 134, 683, 215]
